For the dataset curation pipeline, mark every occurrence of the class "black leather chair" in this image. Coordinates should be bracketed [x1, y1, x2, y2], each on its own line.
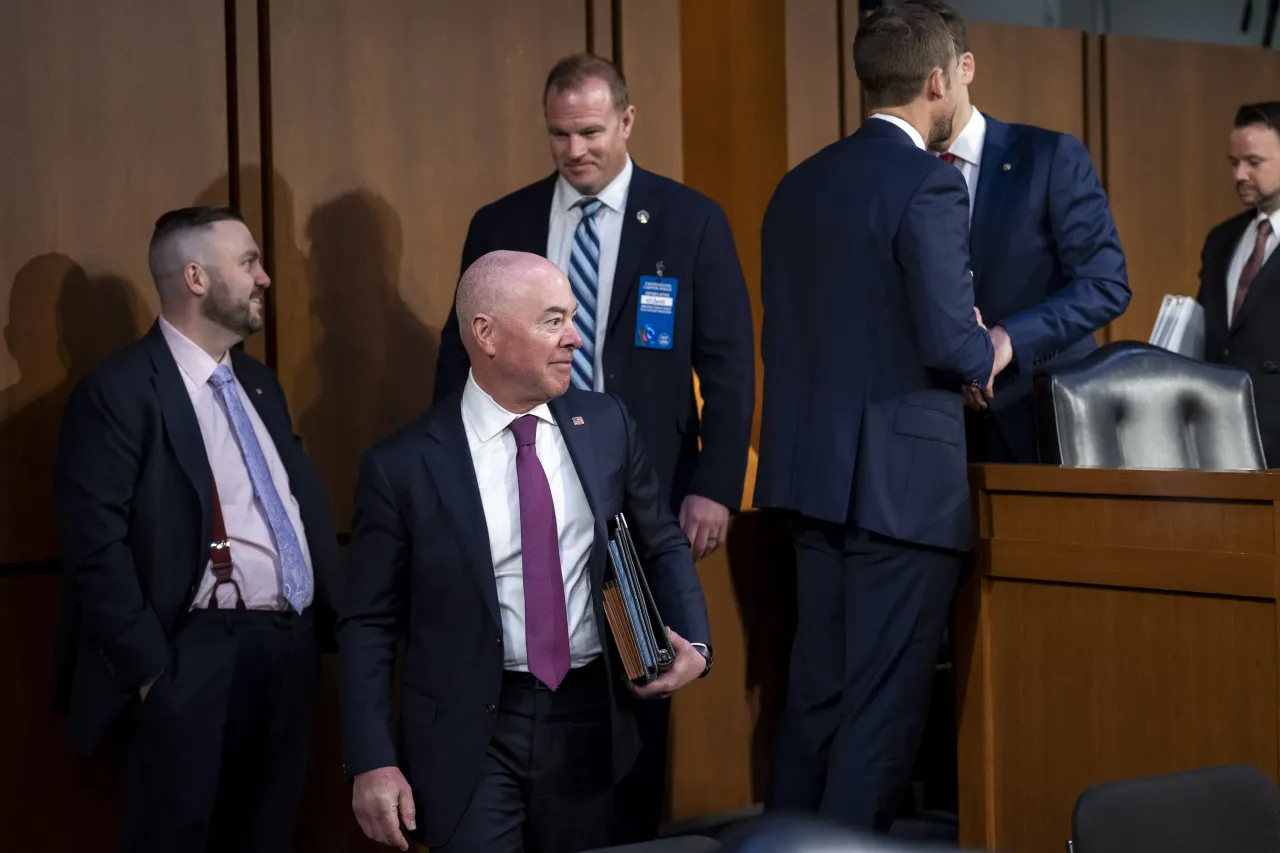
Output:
[1034, 341, 1267, 470]
[1070, 764, 1280, 852]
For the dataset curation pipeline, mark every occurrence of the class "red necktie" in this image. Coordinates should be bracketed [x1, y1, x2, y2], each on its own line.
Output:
[939, 152, 957, 165]
[509, 415, 571, 690]
[1234, 219, 1273, 324]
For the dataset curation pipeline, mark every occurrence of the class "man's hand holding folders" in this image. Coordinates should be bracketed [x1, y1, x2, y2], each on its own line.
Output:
[627, 627, 706, 700]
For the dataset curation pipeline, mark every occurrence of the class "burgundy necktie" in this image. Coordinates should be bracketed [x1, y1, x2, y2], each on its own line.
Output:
[939, 152, 957, 165]
[509, 415, 571, 690]
[1234, 219, 1273, 324]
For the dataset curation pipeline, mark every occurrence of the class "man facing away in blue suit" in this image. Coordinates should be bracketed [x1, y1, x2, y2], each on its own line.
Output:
[754, 3, 995, 833]
[918, 0, 1130, 463]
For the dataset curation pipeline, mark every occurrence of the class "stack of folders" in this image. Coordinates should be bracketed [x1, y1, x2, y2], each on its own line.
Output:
[601, 513, 674, 685]
[1149, 294, 1205, 360]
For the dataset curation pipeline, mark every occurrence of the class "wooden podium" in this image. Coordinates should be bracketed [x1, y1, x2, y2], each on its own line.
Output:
[957, 464, 1280, 853]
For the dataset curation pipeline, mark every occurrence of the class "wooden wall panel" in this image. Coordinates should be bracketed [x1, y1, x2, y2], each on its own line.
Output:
[785, 0, 843, 168]
[0, 0, 231, 565]
[618, 0, 684, 180]
[676, 0, 794, 820]
[268, 0, 587, 530]
[840, 0, 863, 134]
[1105, 36, 1280, 343]
[967, 21, 1085, 140]
[0, 1, 231, 847]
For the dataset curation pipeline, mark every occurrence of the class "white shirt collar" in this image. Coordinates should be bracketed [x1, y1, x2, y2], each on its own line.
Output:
[946, 107, 986, 166]
[158, 316, 230, 387]
[461, 371, 557, 444]
[869, 113, 925, 151]
[1256, 207, 1280, 234]
[554, 155, 633, 214]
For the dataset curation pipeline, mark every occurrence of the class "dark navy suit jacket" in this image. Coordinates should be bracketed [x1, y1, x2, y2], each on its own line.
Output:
[433, 165, 755, 513]
[51, 323, 342, 753]
[336, 387, 710, 849]
[752, 119, 994, 552]
[968, 115, 1129, 462]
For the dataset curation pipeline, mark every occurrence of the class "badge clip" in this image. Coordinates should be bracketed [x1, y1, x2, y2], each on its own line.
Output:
[656, 261, 665, 278]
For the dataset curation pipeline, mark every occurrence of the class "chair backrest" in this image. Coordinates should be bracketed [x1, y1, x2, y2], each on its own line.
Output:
[718, 816, 964, 852]
[1071, 764, 1280, 853]
[1034, 341, 1267, 469]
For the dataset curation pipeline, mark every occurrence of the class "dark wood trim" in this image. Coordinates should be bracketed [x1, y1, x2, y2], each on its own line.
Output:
[257, 0, 277, 371]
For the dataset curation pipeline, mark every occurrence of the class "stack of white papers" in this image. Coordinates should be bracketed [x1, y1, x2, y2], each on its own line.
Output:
[1149, 294, 1204, 360]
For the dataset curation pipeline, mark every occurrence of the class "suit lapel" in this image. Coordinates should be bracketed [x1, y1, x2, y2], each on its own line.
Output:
[549, 394, 609, 591]
[608, 165, 658, 336]
[1232, 218, 1280, 334]
[1200, 215, 1246, 336]
[424, 398, 501, 628]
[143, 324, 213, 537]
[969, 117, 1019, 283]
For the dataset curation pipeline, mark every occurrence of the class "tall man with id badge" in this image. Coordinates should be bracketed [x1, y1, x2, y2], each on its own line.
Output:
[433, 53, 755, 844]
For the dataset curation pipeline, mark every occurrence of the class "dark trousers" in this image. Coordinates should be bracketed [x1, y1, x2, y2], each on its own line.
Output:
[764, 514, 961, 832]
[436, 659, 614, 853]
[609, 696, 669, 844]
[120, 608, 320, 853]
[964, 408, 1022, 464]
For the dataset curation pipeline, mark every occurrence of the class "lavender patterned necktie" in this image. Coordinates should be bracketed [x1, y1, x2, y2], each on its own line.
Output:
[509, 414, 571, 690]
[209, 364, 312, 612]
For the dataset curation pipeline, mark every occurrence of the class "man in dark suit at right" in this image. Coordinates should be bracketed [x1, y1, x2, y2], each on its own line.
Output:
[1199, 101, 1280, 467]
[753, 3, 995, 834]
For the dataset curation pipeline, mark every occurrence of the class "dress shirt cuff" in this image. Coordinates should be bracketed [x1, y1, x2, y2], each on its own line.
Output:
[997, 315, 1037, 374]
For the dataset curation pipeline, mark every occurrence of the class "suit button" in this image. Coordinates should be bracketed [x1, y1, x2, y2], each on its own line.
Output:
[1224, 348, 1231, 357]
[485, 702, 497, 714]
[495, 635, 502, 645]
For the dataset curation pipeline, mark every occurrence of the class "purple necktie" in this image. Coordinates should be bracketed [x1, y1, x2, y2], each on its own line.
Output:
[509, 415, 571, 690]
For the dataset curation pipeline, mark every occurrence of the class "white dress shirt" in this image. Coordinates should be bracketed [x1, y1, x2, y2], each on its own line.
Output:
[1227, 208, 1280, 325]
[460, 373, 601, 670]
[870, 113, 926, 150]
[547, 156, 634, 391]
[942, 107, 987, 219]
[159, 317, 313, 611]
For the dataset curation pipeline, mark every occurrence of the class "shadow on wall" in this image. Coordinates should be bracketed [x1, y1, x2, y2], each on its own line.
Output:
[297, 188, 439, 530]
[0, 254, 141, 851]
[726, 509, 798, 803]
[0, 255, 143, 563]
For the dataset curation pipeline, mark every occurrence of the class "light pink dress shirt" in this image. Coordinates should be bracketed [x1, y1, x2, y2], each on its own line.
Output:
[159, 318, 313, 611]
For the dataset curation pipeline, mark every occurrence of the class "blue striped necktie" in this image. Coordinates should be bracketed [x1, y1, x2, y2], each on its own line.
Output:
[568, 197, 603, 390]
[208, 364, 313, 613]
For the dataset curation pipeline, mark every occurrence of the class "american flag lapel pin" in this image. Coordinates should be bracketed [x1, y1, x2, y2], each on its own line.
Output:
[572, 416, 585, 426]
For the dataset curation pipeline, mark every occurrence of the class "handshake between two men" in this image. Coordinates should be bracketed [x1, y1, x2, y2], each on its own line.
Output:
[966, 306, 1014, 411]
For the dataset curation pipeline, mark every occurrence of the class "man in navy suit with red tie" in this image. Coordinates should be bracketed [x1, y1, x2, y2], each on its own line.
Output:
[918, 0, 1130, 463]
[755, 3, 995, 833]
[340, 251, 712, 853]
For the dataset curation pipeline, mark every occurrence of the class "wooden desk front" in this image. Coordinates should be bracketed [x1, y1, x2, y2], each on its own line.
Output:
[957, 465, 1280, 853]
